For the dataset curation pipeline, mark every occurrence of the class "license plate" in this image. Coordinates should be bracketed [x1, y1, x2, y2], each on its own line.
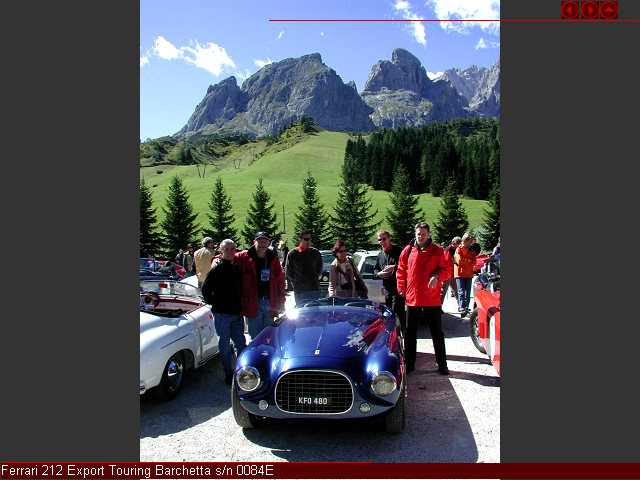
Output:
[296, 396, 332, 406]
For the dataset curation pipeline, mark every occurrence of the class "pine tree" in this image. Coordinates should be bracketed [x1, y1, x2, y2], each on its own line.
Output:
[432, 178, 469, 245]
[293, 170, 332, 249]
[429, 145, 447, 196]
[140, 178, 162, 256]
[206, 176, 238, 243]
[241, 177, 279, 248]
[478, 183, 500, 251]
[160, 175, 201, 258]
[329, 175, 381, 251]
[385, 164, 424, 246]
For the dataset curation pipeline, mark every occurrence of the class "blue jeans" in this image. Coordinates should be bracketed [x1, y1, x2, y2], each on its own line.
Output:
[456, 277, 472, 311]
[246, 299, 272, 341]
[213, 313, 246, 375]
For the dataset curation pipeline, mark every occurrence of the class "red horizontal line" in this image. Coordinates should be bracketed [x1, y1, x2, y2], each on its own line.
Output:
[269, 18, 637, 22]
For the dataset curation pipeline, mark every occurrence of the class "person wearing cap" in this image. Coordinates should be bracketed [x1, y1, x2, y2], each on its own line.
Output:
[193, 237, 217, 287]
[285, 230, 323, 305]
[236, 231, 286, 340]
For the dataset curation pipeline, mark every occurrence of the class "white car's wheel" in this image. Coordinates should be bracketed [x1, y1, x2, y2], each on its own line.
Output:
[154, 352, 184, 401]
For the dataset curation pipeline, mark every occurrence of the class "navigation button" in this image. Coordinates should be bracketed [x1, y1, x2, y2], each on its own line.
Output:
[600, 1, 618, 19]
[581, 1, 600, 19]
[561, 1, 579, 19]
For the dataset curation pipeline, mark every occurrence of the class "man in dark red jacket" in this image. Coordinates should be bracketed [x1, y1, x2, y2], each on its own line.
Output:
[441, 236, 461, 306]
[396, 222, 452, 375]
[236, 231, 286, 341]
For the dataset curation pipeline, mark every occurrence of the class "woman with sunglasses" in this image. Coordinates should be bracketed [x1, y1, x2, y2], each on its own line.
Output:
[328, 239, 367, 298]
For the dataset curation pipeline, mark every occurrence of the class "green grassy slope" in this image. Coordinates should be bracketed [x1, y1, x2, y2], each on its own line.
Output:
[140, 131, 488, 247]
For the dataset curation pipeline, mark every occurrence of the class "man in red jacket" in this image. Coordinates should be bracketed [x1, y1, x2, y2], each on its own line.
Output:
[396, 222, 452, 375]
[236, 232, 286, 341]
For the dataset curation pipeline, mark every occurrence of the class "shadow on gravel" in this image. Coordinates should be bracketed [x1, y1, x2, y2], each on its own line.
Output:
[140, 356, 230, 438]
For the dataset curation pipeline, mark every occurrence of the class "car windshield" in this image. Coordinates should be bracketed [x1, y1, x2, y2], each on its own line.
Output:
[321, 252, 335, 268]
[140, 280, 202, 300]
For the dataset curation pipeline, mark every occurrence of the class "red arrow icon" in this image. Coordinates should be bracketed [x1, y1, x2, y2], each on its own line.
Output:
[600, 1, 618, 19]
[561, 1, 580, 19]
[581, 1, 599, 19]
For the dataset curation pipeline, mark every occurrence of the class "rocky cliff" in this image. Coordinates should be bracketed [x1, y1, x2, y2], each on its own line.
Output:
[173, 49, 499, 140]
[360, 48, 469, 129]
[176, 54, 374, 139]
[438, 59, 500, 117]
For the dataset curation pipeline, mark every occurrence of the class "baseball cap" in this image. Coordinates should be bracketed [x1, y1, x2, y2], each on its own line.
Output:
[254, 231, 270, 240]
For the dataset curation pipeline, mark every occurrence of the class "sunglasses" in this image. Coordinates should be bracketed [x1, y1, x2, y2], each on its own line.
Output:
[377, 237, 389, 241]
[302, 237, 311, 241]
[338, 249, 347, 253]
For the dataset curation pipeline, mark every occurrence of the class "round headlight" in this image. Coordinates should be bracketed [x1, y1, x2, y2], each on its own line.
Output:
[371, 371, 397, 396]
[236, 366, 261, 391]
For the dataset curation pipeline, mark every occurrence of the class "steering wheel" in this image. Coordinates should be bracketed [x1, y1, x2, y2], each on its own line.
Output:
[297, 299, 322, 308]
[140, 291, 161, 309]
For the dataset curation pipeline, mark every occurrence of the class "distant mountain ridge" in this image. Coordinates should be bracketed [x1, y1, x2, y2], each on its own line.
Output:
[437, 59, 500, 118]
[174, 48, 499, 140]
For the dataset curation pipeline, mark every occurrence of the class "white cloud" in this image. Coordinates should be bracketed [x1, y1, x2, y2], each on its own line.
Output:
[152, 36, 181, 59]
[180, 40, 236, 75]
[254, 58, 273, 69]
[320, 31, 324, 36]
[277, 30, 284, 40]
[427, 71, 443, 80]
[234, 69, 253, 80]
[475, 37, 500, 50]
[427, 0, 500, 35]
[393, 0, 426, 46]
[140, 56, 149, 67]
[148, 36, 236, 76]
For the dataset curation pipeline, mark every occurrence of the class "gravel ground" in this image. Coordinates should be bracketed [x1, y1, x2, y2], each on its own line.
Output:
[140, 293, 500, 463]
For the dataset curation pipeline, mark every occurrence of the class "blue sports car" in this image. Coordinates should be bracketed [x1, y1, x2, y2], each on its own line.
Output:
[231, 296, 407, 433]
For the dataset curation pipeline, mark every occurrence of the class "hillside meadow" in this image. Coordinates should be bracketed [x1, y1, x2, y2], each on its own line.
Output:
[140, 131, 488, 248]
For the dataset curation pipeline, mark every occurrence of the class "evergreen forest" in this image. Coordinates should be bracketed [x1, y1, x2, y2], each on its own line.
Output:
[342, 117, 499, 200]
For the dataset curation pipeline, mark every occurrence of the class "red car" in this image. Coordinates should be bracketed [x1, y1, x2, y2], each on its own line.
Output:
[469, 256, 500, 375]
[155, 260, 186, 278]
[473, 254, 490, 273]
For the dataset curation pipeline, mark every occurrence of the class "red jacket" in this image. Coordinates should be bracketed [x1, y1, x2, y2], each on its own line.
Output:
[396, 239, 451, 307]
[236, 248, 286, 318]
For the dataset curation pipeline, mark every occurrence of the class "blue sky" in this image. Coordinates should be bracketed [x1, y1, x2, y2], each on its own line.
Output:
[140, 0, 500, 141]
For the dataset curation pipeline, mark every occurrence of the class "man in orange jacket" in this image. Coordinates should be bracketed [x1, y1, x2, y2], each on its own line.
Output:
[396, 222, 452, 375]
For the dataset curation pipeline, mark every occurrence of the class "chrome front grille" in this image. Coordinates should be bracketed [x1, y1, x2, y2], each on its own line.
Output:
[275, 370, 354, 414]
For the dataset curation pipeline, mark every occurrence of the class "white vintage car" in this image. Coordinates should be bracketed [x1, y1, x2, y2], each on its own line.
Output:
[140, 280, 219, 400]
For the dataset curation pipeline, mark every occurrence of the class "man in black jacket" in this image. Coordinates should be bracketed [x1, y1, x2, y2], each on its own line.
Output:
[285, 230, 323, 305]
[201, 239, 246, 385]
[373, 230, 406, 332]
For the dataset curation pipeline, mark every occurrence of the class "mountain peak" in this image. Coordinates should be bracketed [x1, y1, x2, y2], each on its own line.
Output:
[391, 48, 421, 67]
[363, 47, 430, 95]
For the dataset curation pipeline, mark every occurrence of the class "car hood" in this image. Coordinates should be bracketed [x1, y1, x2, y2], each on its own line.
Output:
[273, 307, 391, 360]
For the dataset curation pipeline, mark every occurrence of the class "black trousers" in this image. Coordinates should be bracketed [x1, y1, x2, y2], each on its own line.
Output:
[405, 305, 447, 370]
[385, 293, 406, 333]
